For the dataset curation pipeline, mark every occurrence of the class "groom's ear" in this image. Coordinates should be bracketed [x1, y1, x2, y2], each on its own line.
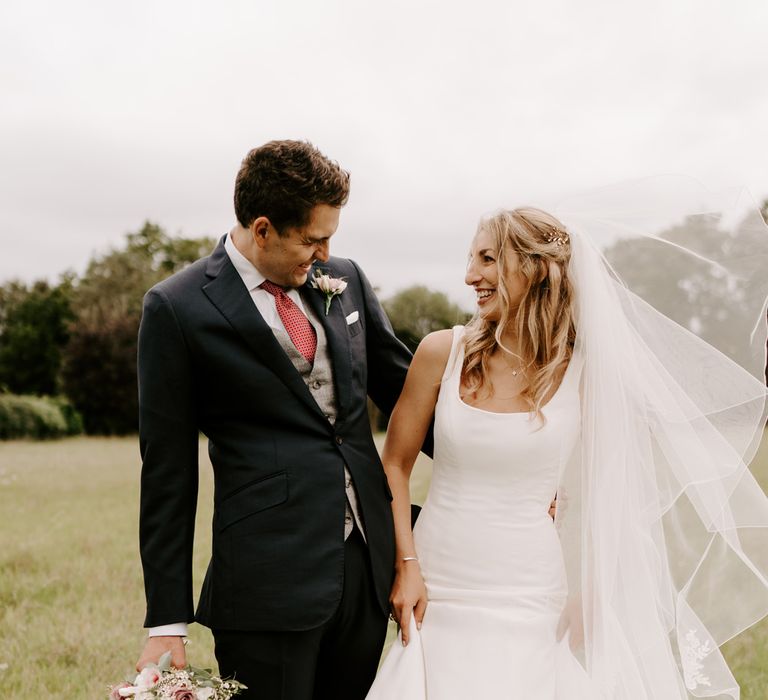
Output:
[250, 216, 271, 248]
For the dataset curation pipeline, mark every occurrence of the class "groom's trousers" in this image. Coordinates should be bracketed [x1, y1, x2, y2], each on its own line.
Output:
[213, 526, 389, 700]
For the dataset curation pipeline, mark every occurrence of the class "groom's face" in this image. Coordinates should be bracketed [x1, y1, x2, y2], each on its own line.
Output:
[258, 204, 340, 288]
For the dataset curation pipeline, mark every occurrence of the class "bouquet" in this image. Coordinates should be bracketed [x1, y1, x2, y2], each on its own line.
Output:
[108, 652, 247, 699]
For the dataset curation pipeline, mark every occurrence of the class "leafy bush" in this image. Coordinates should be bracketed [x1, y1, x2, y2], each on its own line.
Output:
[59, 222, 215, 435]
[0, 394, 83, 439]
[50, 396, 85, 435]
[0, 279, 74, 395]
[382, 285, 471, 353]
[61, 314, 140, 435]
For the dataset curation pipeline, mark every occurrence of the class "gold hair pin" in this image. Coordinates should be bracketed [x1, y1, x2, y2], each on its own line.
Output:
[545, 228, 569, 246]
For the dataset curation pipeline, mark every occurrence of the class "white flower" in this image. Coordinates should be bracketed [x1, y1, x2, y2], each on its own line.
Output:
[135, 666, 163, 689]
[196, 689, 215, 700]
[118, 687, 155, 699]
[312, 273, 347, 295]
[118, 666, 163, 696]
[681, 629, 713, 690]
[311, 271, 347, 314]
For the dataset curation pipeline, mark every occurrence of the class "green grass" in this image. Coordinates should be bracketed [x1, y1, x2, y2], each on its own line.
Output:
[0, 438, 218, 698]
[720, 429, 768, 697]
[0, 434, 765, 698]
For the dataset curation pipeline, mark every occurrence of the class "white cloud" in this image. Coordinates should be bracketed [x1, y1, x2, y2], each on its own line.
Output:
[1, 0, 766, 305]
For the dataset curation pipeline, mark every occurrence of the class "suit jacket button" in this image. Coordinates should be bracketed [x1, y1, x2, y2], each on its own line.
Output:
[335, 435, 343, 445]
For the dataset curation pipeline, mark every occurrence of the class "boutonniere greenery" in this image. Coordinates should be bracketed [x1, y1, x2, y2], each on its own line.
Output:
[311, 270, 347, 315]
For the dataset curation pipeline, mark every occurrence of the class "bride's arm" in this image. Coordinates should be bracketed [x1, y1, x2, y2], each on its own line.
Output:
[383, 329, 453, 645]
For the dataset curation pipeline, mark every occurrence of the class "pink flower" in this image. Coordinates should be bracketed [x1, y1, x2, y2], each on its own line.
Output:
[312, 271, 347, 315]
[312, 273, 347, 295]
[171, 688, 197, 700]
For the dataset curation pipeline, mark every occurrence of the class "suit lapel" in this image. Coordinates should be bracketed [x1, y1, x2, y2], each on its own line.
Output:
[302, 268, 353, 424]
[201, 238, 327, 422]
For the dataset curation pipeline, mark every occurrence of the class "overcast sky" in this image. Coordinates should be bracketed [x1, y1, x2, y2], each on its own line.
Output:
[1, 0, 766, 307]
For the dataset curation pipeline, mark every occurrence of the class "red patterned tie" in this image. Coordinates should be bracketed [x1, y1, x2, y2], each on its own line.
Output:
[260, 280, 317, 364]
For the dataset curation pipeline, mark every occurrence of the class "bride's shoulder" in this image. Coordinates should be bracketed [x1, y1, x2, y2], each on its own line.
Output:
[408, 329, 455, 382]
[415, 328, 455, 362]
[404, 328, 462, 393]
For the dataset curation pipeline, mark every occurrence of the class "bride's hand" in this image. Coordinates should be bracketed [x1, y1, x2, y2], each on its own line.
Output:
[556, 595, 584, 652]
[389, 561, 428, 646]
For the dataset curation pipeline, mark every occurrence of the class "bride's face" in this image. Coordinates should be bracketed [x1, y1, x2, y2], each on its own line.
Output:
[465, 229, 526, 321]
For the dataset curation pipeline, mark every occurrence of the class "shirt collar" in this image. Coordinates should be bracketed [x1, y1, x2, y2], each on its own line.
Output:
[224, 231, 266, 290]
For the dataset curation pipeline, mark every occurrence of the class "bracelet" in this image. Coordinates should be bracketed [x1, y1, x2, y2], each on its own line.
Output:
[401, 556, 419, 562]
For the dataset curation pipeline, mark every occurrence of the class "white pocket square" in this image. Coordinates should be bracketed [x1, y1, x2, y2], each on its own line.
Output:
[345, 311, 359, 325]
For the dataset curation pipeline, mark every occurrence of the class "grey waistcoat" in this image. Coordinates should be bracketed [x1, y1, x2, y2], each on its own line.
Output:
[271, 305, 366, 542]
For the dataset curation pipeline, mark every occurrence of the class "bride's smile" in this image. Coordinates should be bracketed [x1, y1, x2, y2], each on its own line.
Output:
[465, 227, 526, 322]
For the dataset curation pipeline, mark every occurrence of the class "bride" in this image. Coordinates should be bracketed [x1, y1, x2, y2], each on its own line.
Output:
[367, 194, 768, 699]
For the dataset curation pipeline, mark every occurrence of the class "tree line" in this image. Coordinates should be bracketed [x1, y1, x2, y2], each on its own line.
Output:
[0, 223, 470, 436]
[2, 201, 766, 438]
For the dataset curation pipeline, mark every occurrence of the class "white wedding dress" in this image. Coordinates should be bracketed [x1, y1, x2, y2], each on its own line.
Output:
[367, 326, 597, 699]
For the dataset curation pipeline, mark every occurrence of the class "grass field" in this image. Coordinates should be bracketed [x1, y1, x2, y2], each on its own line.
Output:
[0, 434, 766, 698]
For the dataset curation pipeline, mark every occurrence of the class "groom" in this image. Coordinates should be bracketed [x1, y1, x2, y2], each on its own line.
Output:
[135, 140, 414, 699]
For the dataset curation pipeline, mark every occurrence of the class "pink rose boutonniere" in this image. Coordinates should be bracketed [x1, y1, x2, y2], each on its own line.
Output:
[312, 270, 347, 315]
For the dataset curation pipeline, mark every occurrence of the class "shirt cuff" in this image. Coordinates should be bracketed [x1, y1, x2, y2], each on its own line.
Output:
[148, 623, 188, 637]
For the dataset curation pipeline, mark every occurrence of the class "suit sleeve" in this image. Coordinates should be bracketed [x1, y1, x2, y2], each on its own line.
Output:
[137, 287, 199, 627]
[348, 260, 410, 412]
[349, 259, 434, 455]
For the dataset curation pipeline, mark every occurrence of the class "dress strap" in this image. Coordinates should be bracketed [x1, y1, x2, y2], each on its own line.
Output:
[441, 325, 466, 384]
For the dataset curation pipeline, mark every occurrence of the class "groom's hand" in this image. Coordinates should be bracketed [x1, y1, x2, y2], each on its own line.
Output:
[136, 636, 187, 671]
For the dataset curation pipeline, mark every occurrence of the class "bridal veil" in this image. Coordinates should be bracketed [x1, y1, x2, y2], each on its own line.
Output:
[551, 177, 768, 699]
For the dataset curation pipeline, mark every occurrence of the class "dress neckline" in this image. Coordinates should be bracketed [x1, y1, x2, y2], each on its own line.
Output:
[455, 344, 578, 417]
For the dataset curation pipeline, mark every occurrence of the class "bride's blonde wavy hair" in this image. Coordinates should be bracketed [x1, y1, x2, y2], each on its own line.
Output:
[463, 207, 576, 418]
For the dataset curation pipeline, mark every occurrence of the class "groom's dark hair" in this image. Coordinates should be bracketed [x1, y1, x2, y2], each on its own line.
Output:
[235, 140, 350, 234]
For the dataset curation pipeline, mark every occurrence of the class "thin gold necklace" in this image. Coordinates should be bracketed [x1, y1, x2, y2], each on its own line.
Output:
[497, 346, 526, 377]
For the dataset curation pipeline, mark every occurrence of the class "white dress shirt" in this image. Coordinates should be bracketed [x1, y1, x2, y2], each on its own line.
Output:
[224, 231, 310, 327]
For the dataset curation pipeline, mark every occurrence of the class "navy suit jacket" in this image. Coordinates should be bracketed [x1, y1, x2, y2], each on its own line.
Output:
[138, 236, 413, 631]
